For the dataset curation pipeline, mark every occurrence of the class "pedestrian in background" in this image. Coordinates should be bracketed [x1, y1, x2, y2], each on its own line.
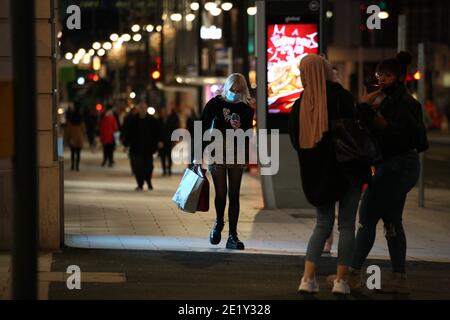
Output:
[157, 107, 179, 176]
[84, 105, 98, 151]
[66, 104, 85, 171]
[121, 106, 139, 175]
[123, 101, 161, 191]
[99, 104, 118, 167]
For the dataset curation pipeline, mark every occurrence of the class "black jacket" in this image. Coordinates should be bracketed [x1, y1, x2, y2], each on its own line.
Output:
[358, 83, 429, 159]
[123, 114, 161, 156]
[158, 113, 180, 148]
[200, 96, 255, 164]
[288, 81, 370, 207]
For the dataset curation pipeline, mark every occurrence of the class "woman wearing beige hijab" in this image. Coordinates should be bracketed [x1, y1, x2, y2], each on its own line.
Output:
[288, 54, 371, 294]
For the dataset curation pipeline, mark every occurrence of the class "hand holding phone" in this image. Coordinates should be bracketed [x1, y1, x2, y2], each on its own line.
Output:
[366, 84, 381, 93]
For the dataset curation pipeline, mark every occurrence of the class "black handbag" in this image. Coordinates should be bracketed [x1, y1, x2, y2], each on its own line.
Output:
[332, 94, 382, 165]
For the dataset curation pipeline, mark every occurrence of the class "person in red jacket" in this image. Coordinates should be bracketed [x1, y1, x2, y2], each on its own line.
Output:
[99, 105, 118, 167]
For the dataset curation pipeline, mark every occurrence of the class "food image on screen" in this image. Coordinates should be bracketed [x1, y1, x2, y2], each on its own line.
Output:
[267, 24, 318, 113]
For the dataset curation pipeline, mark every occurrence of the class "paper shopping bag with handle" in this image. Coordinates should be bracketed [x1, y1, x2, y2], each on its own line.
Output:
[172, 166, 205, 213]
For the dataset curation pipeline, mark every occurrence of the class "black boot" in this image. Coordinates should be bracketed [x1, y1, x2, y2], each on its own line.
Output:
[226, 234, 244, 250]
[209, 222, 224, 245]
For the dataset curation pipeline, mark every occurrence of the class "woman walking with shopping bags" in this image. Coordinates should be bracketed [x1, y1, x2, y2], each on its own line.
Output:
[200, 73, 255, 250]
[288, 54, 371, 294]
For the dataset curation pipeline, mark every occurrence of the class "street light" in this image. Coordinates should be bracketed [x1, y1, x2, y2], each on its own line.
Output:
[97, 48, 106, 57]
[191, 2, 200, 11]
[113, 40, 123, 49]
[131, 24, 141, 32]
[221, 2, 233, 11]
[146, 24, 154, 32]
[378, 11, 389, 19]
[247, 7, 257, 16]
[121, 33, 131, 42]
[64, 52, 73, 60]
[103, 42, 112, 50]
[77, 77, 85, 85]
[77, 48, 86, 55]
[133, 34, 142, 42]
[93, 56, 101, 71]
[210, 7, 222, 16]
[204, 2, 216, 11]
[92, 42, 101, 50]
[129, 92, 136, 99]
[170, 13, 183, 22]
[88, 49, 95, 56]
[186, 13, 196, 22]
[82, 54, 91, 65]
[156, 25, 162, 32]
[110, 33, 119, 41]
[147, 107, 156, 115]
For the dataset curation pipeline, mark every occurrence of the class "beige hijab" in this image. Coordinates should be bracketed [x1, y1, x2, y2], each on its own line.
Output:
[299, 54, 334, 149]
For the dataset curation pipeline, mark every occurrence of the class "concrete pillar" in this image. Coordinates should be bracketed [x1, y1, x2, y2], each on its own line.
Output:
[0, 0, 61, 250]
[36, 0, 61, 250]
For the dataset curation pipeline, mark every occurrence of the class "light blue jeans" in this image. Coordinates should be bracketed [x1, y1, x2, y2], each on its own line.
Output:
[305, 182, 362, 266]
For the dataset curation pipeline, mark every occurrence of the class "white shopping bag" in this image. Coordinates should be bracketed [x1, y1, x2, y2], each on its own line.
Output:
[172, 167, 205, 213]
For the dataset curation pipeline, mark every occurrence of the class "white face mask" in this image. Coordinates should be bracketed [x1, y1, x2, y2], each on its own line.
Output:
[225, 90, 242, 103]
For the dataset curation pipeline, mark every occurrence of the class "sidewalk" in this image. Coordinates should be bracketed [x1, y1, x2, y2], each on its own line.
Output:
[1, 147, 449, 300]
[64, 148, 450, 263]
[428, 131, 450, 145]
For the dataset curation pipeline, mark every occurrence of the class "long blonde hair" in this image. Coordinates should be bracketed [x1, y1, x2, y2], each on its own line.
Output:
[220, 73, 252, 105]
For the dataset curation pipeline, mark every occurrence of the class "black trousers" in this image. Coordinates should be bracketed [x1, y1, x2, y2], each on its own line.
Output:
[102, 143, 115, 166]
[131, 153, 154, 188]
[70, 147, 81, 171]
[159, 147, 172, 175]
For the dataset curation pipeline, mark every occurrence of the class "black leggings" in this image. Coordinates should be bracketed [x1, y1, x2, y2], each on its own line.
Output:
[70, 147, 81, 170]
[210, 166, 244, 235]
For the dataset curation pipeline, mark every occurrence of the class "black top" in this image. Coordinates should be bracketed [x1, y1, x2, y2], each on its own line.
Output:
[288, 81, 370, 206]
[201, 96, 254, 133]
[201, 96, 255, 164]
[123, 114, 161, 155]
[158, 113, 180, 147]
[358, 83, 429, 159]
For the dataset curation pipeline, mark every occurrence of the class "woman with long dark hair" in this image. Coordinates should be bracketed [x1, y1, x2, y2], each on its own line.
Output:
[201, 73, 255, 250]
[348, 52, 429, 293]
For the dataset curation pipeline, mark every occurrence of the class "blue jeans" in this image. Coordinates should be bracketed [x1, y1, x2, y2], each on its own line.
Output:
[305, 182, 362, 266]
[351, 150, 420, 273]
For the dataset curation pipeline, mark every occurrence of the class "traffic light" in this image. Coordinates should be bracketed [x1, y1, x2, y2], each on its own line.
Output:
[151, 70, 161, 81]
[87, 73, 99, 82]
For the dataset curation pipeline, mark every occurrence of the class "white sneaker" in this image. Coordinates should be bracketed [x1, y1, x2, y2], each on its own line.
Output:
[332, 279, 351, 295]
[298, 277, 320, 293]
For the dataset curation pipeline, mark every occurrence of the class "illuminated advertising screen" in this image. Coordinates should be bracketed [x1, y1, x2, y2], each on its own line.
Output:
[267, 24, 319, 114]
